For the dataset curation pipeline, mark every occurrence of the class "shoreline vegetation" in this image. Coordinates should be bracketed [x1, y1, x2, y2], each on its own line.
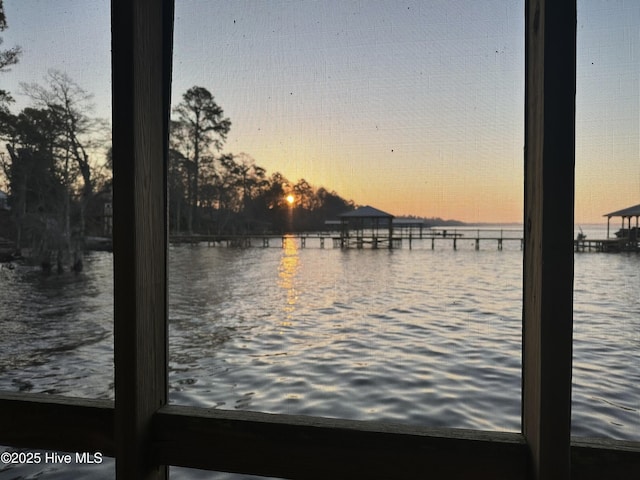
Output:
[0, 5, 530, 272]
[1, 73, 470, 271]
[0, 5, 469, 272]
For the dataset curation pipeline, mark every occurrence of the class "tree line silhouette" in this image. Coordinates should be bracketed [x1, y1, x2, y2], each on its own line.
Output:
[168, 87, 354, 235]
[0, 80, 355, 259]
[1, 4, 354, 270]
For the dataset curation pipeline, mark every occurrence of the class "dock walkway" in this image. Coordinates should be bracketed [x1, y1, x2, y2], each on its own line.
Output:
[574, 238, 640, 252]
[170, 229, 524, 251]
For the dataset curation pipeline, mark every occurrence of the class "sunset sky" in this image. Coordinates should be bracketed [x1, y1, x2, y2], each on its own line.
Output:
[2, 0, 638, 224]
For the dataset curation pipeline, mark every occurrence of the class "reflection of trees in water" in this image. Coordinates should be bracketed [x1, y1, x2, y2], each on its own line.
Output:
[0, 253, 112, 390]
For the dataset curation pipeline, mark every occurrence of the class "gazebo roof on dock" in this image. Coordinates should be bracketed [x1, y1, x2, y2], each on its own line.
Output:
[338, 205, 394, 219]
[603, 203, 640, 218]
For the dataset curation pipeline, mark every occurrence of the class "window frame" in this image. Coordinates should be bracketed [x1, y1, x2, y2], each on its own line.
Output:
[1, 1, 639, 479]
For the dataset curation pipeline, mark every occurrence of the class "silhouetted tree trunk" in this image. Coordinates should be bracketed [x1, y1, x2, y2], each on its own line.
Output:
[22, 70, 103, 250]
[172, 86, 230, 233]
[4, 144, 25, 250]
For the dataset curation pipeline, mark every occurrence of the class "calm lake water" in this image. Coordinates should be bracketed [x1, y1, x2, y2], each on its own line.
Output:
[1, 225, 639, 478]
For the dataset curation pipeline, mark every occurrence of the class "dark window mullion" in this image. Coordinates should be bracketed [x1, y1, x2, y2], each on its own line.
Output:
[522, 1, 576, 479]
[111, 0, 173, 478]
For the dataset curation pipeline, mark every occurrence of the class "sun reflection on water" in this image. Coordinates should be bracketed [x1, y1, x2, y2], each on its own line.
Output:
[278, 235, 300, 324]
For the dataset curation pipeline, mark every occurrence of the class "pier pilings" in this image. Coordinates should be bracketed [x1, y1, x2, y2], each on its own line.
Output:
[169, 230, 525, 251]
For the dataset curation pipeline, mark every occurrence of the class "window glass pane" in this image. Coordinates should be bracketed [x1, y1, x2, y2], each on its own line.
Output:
[573, 0, 640, 441]
[169, 0, 524, 433]
[0, 0, 113, 399]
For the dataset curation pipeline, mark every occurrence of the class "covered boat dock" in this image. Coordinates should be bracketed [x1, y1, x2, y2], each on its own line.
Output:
[576, 203, 640, 252]
[337, 205, 398, 249]
[604, 203, 640, 240]
[603, 203, 640, 251]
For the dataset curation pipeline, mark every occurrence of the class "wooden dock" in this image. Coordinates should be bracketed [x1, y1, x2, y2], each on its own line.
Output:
[172, 230, 640, 253]
[574, 237, 640, 252]
[170, 229, 525, 251]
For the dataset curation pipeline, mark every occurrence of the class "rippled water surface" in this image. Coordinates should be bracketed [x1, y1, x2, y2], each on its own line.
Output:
[1, 226, 639, 478]
[168, 238, 523, 432]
